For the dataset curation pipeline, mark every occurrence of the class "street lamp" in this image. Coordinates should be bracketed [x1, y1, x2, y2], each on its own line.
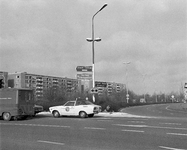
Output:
[123, 62, 131, 103]
[86, 3, 108, 102]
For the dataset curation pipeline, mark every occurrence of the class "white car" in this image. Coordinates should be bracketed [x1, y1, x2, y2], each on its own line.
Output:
[49, 100, 102, 118]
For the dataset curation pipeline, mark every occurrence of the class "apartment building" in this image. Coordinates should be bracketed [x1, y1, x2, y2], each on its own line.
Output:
[8, 72, 78, 101]
[1, 70, 126, 100]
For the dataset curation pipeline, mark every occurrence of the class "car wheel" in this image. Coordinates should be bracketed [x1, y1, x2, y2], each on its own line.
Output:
[3, 112, 12, 121]
[88, 114, 94, 117]
[79, 111, 87, 118]
[53, 111, 60, 118]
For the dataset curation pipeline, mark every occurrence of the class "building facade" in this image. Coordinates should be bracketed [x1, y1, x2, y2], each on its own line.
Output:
[8, 72, 78, 101]
[0, 71, 126, 101]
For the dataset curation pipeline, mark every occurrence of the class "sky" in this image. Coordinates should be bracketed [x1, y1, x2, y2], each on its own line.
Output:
[0, 0, 186, 95]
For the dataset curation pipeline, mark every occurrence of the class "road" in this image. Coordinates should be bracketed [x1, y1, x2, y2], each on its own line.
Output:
[0, 104, 187, 150]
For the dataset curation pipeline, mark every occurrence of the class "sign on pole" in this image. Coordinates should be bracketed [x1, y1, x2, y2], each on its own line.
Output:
[95, 81, 107, 87]
[90, 88, 98, 94]
[77, 74, 92, 79]
[76, 66, 92, 72]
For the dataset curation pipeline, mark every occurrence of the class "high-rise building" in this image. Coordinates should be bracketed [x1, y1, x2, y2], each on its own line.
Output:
[8, 72, 78, 101]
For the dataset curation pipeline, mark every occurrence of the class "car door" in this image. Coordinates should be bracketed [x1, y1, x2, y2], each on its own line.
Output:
[63, 101, 75, 116]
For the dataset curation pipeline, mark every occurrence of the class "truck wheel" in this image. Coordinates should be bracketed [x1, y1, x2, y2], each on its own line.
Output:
[79, 111, 87, 118]
[53, 111, 60, 118]
[3, 112, 11, 121]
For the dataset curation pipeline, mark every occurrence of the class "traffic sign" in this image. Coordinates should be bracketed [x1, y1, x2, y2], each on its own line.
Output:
[95, 81, 107, 87]
[90, 88, 98, 94]
[76, 66, 92, 72]
[77, 74, 92, 79]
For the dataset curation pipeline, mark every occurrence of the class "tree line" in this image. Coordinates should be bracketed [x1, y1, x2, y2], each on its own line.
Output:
[36, 87, 185, 112]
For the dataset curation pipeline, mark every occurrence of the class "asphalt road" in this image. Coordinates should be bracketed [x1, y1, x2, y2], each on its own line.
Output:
[0, 104, 187, 150]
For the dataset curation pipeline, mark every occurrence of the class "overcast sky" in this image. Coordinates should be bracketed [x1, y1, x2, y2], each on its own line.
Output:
[0, 0, 186, 94]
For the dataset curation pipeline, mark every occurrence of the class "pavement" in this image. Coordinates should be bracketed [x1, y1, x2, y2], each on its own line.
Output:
[38, 111, 155, 118]
[96, 112, 156, 118]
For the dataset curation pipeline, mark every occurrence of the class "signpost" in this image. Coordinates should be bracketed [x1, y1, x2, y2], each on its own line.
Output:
[77, 74, 92, 79]
[76, 66, 92, 72]
[76, 66, 93, 95]
[95, 81, 107, 87]
[90, 88, 98, 94]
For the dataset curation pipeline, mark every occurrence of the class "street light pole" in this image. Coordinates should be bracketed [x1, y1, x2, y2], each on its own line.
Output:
[123, 62, 131, 103]
[86, 3, 107, 102]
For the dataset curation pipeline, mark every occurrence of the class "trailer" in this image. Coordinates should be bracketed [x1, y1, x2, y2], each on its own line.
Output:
[0, 88, 35, 121]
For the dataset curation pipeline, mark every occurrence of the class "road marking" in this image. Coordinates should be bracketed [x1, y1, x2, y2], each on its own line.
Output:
[122, 129, 144, 133]
[37, 140, 64, 146]
[113, 124, 187, 130]
[97, 120, 113, 122]
[167, 133, 187, 136]
[0, 123, 70, 128]
[127, 118, 149, 121]
[95, 118, 112, 120]
[159, 146, 186, 150]
[84, 127, 106, 130]
[113, 124, 147, 128]
[128, 121, 145, 123]
[159, 123, 181, 126]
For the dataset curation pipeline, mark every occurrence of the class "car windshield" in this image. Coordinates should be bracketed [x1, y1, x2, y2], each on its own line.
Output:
[76, 100, 93, 106]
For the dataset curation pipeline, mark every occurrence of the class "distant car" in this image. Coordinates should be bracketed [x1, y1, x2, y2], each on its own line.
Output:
[33, 105, 43, 116]
[49, 100, 101, 118]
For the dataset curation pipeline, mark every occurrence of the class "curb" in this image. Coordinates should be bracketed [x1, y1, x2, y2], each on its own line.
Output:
[38, 112, 154, 118]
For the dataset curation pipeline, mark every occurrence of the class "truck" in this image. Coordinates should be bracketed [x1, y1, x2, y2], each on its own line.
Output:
[0, 88, 35, 121]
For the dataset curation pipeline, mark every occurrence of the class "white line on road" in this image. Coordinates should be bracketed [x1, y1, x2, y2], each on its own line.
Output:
[159, 146, 186, 150]
[159, 123, 181, 126]
[127, 118, 149, 121]
[37, 140, 64, 146]
[113, 124, 187, 130]
[97, 120, 113, 122]
[122, 129, 144, 133]
[128, 121, 145, 123]
[84, 127, 106, 130]
[113, 124, 147, 128]
[0, 123, 70, 128]
[95, 118, 112, 120]
[167, 133, 187, 136]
